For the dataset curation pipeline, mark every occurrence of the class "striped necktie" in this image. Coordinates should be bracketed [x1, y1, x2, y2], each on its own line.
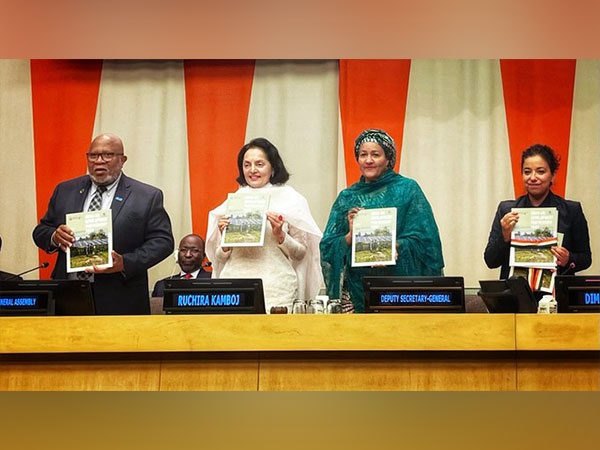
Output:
[88, 186, 107, 211]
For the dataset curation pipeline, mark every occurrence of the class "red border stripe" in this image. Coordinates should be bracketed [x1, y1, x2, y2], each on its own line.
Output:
[339, 59, 411, 186]
[30, 60, 103, 278]
[500, 60, 576, 198]
[183, 60, 255, 240]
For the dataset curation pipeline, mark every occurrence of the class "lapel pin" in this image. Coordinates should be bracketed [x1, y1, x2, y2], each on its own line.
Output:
[115, 196, 123, 202]
[79, 189, 85, 194]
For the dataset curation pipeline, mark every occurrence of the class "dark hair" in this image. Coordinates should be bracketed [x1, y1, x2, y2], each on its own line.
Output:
[236, 137, 290, 186]
[521, 144, 560, 174]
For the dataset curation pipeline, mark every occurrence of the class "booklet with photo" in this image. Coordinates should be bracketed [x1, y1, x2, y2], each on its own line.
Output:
[510, 207, 558, 246]
[509, 266, 556, 293]
[221, 192, 270, 247]
[510, 246, 556, 268]
[509, 266, 530, 280]
[509, 207, 558, 268]
[351, 207, 397, 267]
[538, 268, 556, 293]
[66, 209, 113, 273]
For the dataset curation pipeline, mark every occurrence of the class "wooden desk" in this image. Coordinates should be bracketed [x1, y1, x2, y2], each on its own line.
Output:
[0, 314, 597, 391]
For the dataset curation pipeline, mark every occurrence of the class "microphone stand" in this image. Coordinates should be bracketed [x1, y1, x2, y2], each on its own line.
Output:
[4, 262, 49, 281]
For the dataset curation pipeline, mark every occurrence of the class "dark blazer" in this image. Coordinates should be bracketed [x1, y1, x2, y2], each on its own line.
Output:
[32, 173, 174, 314]
[484, 191, 592, 279]
[151, 268, 211, 297]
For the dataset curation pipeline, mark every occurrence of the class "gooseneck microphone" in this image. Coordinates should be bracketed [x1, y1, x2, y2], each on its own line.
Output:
[5, 262, 50, 280]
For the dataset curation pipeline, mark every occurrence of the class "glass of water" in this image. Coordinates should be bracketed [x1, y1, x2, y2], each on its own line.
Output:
[292, 299, 307, 314]
[326, 298, 342, 314]
[307, 298, 325, 314]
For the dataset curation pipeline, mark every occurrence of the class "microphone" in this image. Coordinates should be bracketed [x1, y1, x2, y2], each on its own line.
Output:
[5, 262, 49, 280]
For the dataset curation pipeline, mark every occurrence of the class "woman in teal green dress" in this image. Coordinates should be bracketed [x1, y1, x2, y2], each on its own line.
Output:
[320, 129, 444, 312]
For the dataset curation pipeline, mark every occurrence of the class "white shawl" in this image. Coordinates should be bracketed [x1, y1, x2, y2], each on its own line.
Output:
[206, 184, 324, 301]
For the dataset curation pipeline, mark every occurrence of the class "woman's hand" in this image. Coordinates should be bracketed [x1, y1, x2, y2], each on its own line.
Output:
[267, 212, 285, 244]
[551, 246, 570, 267]
[500, 211, 519, 242]
[344, 207, 363, 247]
[218, 216, 232, 252]
[218, 216, 230, 233]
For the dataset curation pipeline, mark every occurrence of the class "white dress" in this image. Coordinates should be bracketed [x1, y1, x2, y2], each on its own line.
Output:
[205, 184, 324, 314]
[215, 221, 308, 311]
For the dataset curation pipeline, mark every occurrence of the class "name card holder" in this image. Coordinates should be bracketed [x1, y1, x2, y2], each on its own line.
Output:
[362, 277, 465, 313]
[0, 290, 54, 316]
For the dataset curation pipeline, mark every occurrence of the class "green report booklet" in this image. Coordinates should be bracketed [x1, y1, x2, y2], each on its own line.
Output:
[221, 192, 270, 247]
[66, 209, 113, 273]
[351, 207, 397, 267]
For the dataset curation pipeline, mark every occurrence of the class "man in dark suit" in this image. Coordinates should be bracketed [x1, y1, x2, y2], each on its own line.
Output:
[0, 236, 22, 281]
[32, 133, 174, 314]
[152, 234, 211, 298]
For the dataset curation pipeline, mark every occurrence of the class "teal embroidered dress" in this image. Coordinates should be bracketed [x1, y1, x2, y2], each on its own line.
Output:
[320, 170, 444, 312]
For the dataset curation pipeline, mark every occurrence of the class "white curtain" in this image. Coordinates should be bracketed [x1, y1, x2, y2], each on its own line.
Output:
[0, 60, 38, 275]
[400, 60, 514, 286]
[566, 59, 600, 275]
[93, 60, 193, 284]
[245, 60, 340, 231]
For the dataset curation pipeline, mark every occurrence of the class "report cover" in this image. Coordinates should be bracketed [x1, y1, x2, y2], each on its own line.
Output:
[538, 268, 556, 293]
[351, 207, 397, 267]
[66, 209, 113, 273]
[221, 192, 270, 247]
[510, 207, 558, 246]
[510, 207, 558, 268]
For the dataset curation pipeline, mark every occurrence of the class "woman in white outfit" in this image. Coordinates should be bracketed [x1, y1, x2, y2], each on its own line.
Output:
[205, 138, 323, 313]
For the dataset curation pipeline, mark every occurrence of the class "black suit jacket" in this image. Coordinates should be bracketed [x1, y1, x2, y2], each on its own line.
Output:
[484, 191, 592, 279]
[32, 173, 174, 314]
[151, 268, 211, 297]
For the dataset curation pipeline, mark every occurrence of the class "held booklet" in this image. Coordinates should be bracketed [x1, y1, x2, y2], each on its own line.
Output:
[509, 207, 558, 269]
[510, 207, 558, 246]
[351, 207, 397, 267]
[221, 192, 270, 247]
[66, 209, 113, 273]
[509, 266, 556, 293]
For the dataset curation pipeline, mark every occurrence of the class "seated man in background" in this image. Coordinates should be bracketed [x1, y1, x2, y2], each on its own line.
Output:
[0, 236, 22, 281]
[152, 234, 211, 298]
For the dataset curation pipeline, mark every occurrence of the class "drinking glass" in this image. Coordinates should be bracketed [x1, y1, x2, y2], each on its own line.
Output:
[326, 298, 342, 314]
[307, 299, 324, 314]
[292, 299, 307, 314]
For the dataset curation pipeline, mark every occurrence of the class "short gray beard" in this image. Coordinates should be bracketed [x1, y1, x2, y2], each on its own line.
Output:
[89, 172, 118, 187]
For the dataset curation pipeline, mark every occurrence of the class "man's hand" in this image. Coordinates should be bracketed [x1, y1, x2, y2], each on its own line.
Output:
[52, 224, 75, 252]
[85, 251, 124, 274]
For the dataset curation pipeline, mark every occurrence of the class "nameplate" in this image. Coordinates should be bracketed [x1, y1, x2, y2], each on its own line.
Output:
[163, 279, 265, 314]
[0, 290, 54, 316]
[555, 276, 600, 313]
[363, 277, 465, 313]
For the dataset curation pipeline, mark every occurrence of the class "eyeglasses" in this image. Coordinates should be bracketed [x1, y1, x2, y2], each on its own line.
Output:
[178, 247, 203, 255]
[86, 152, 124, 162]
